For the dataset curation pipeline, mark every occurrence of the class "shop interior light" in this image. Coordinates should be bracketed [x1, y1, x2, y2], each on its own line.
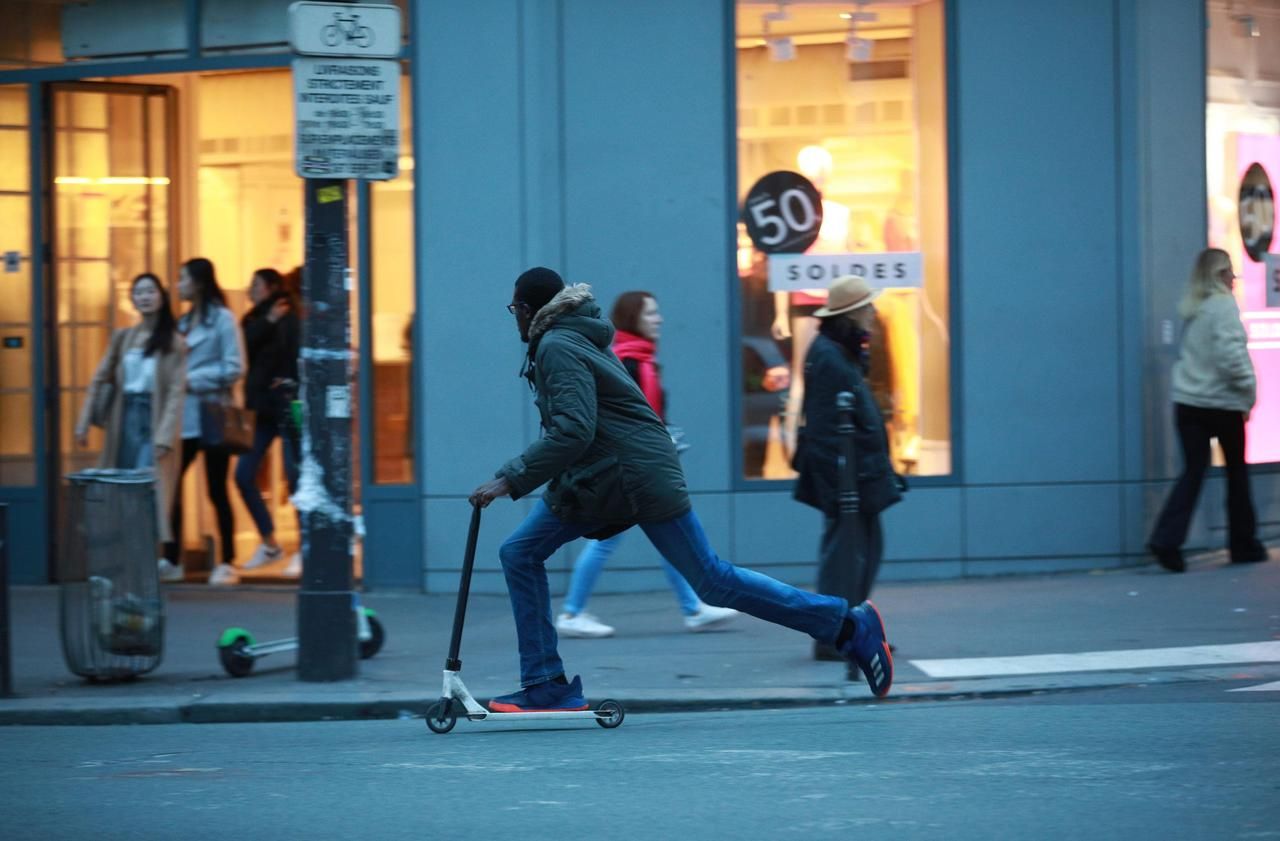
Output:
[54, 176, 171, 186]
[797, 145, 833, 180]
[767, 36, 797, 61]
[844, 2, 877, 62]
[845, 34, 873, 62]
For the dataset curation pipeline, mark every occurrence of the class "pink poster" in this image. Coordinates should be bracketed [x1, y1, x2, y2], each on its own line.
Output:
[1233, 134, 1280, 464]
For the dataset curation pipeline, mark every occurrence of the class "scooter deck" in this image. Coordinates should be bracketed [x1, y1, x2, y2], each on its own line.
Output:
[426, 505, 626, 733]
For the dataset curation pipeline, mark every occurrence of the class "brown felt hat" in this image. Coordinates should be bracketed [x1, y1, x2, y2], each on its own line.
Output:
[812, 274, 881, 318]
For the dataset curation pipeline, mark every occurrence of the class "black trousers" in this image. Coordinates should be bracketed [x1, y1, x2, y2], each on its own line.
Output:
[163, 437, 236, 565]
[818, 510, 884, 606]
[1149, 403, 1258, 552]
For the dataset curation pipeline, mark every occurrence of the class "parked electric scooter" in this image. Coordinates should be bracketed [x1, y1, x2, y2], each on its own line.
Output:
[424, 504, 625, 733]
[217, 597, 385, 677]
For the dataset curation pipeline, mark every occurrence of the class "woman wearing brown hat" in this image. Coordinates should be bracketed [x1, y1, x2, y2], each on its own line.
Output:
[792, 275, 904, 662]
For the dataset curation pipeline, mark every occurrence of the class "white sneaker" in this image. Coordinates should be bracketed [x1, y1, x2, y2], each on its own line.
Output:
[555, 612, 615, 638]
[208, 563, 240, 586]
[157, 558, 183, 583]
[241, 543, 284, 570]
[684, 604, 739, 632]
[284, 552, 302, 577]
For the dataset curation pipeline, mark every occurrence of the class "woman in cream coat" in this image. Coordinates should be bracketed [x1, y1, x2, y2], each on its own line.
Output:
[1148, 248, 1268, 572]
[75, 273, 186, 571]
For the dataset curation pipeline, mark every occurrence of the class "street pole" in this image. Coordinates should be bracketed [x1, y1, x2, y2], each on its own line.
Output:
[289, 0, 401, 682]
[297, 177, 357, 682]
[833, 391, 867, 603]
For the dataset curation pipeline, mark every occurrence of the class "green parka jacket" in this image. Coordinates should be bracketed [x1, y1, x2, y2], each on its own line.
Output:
[496, 284, 691, 529]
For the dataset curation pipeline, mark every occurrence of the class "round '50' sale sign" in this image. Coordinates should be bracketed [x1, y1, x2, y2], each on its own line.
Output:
[742, 171, 824, 255]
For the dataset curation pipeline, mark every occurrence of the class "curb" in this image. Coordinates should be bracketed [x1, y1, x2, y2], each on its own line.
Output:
[2, 665, 1255, 726]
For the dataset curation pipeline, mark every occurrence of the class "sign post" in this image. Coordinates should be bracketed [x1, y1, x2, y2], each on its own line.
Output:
[289, 1, 400, 682]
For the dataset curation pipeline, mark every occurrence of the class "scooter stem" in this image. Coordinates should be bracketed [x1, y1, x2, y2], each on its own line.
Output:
[445, 503, 483, 671]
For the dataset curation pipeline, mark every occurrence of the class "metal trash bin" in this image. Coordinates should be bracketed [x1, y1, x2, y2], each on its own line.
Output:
[59, 469, 164, 679]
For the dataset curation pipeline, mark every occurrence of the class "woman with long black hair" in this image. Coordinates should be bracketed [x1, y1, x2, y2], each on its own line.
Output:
[235, 267, 302, 573]
[75, 273, 187, 572]
[165, 257, 246, 585]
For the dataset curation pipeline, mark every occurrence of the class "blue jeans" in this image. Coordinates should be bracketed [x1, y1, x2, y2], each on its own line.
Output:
[563, 533, 701, 617]
[499, 500, 849, 687]
[234, 415, 300, 539]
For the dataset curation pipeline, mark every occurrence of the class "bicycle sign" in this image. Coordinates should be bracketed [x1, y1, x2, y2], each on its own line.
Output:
[288, 2, 400, 58]
[323, 12, 374, 49]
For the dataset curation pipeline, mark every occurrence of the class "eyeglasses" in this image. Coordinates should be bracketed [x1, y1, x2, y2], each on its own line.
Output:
[507, 302, 527, 316]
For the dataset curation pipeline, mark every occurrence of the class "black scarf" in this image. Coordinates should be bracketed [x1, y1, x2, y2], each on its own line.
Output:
[818, 316, 871, 375]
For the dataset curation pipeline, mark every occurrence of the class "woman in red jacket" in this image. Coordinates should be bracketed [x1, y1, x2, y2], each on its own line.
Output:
[554, 291, 740, 638]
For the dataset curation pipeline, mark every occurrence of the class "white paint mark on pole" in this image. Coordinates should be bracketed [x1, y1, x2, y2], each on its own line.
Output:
[325, 385, 351, 418]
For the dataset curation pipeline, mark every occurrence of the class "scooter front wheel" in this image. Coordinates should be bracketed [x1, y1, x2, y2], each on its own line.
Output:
[219, 636, 255, 678]
[595, 699, 625, 729]
[425, 700, 456, 734]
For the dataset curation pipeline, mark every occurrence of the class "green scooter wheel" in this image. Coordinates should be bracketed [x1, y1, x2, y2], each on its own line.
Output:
[218, 629, 256, 678]
[359, 612, 385, 659]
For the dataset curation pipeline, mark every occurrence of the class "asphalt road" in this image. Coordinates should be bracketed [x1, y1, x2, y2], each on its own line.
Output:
[2, 681, 1276, 841]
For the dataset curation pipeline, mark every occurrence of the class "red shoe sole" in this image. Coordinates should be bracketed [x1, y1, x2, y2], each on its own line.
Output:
[487, 701, 591, 714]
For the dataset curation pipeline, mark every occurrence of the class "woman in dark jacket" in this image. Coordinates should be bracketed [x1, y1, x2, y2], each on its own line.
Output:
[234, 267, 302, 572]
[554, 291, 739, 638]
[793, 275, 902, 661]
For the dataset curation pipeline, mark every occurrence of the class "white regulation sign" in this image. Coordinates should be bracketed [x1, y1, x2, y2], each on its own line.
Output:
[288, 2, 402, 58]
[293, 56, 400, 180]
[767, 252, 924, 292]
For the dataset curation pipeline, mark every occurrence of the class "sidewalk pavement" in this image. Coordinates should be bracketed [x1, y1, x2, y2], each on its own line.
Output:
[2, 549, 1276, 726]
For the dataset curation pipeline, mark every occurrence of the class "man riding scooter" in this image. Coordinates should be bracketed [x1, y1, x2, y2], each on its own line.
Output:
[469, 267, 894, 712]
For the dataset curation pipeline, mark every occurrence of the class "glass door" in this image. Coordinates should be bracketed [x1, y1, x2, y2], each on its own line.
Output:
[0, 85, 34, 487]
[49, 82, 175, 476]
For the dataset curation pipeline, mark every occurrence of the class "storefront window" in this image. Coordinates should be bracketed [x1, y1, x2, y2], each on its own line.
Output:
[369, 69, 415, 485]
[1207, 0, 1280, 464]
[0, 85, 34, 485]
[735, 0, 950, 480]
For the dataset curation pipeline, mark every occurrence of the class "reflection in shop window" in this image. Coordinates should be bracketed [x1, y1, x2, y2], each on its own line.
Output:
[1206, 0, 1280, 465]
[735, 0, 950, 479]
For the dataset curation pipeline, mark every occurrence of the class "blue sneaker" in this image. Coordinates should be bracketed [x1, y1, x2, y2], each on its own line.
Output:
[488, 675, 589, 713]
[840, 601, 893, 698]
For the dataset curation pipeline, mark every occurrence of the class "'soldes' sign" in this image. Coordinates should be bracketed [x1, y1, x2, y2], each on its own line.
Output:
[767, 252, 924, 292]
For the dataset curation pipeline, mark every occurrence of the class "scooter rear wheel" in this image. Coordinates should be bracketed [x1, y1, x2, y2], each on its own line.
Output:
[595, 699, 625, 729]
[425, 700, 456, 734]
[359, 613, 385, 659]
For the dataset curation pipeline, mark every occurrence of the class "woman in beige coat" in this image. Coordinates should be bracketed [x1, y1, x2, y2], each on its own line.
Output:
[1148, 248, 1268, 572]
[74, 273, 186, 576]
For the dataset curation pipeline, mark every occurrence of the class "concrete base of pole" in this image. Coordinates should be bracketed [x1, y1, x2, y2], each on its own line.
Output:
[298, 590, 358, 682]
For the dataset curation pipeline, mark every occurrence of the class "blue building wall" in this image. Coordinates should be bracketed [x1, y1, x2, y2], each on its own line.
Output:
[408, 0, 1259, 595]
[5, 0, 1272, 589]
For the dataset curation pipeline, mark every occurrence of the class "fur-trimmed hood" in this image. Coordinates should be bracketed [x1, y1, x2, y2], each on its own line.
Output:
[527, 283, 612, 348]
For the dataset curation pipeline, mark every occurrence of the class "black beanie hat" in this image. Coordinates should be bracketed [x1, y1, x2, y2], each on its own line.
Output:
[514, 267, 565, 314]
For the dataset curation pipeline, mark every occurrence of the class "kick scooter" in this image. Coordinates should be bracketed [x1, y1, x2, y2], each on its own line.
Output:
[424, 503, 625, 734]
[216, 595, 385, 677]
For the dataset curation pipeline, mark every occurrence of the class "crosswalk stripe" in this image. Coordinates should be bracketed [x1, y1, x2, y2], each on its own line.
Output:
[910, 641, 1280, 679]
[1228, 680, 1280, 693]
